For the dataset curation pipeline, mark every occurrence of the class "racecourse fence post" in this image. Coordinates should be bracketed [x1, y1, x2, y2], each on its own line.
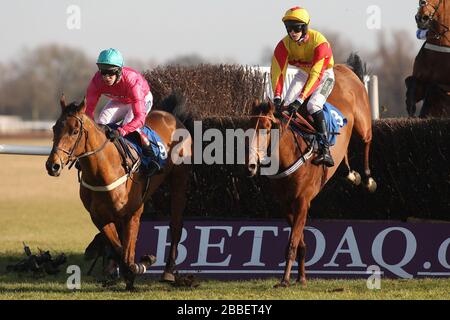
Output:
[365, 75, 380, 120]
[0, 144, 51, 156]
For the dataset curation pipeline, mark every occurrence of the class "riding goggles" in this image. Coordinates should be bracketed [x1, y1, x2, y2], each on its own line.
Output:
[99, 68, 119, 76]
[285, 23, 304, 33]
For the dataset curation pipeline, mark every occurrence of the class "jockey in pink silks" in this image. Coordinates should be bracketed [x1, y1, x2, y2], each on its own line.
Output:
[86, 48, 160, 175]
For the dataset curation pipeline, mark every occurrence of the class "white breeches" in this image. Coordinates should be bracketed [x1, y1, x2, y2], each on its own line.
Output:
[284, 68, 335, 114]
[97, 92, 153, 126]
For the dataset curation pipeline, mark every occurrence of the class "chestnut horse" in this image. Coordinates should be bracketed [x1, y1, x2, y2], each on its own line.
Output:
[246, 57, 376, 287]
[406, 0, 450, 117]
[45, 96, 192, 290]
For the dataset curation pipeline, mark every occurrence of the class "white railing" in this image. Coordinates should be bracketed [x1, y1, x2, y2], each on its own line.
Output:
[0, 115, 53, 134]
[0, 144, 51, 155]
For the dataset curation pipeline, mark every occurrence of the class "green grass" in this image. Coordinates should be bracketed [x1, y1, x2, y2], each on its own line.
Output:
[1, 267, 450, 300]
[1, 138, 450, 300]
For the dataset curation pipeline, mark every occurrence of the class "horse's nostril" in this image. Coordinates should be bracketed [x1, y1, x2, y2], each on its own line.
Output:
[51, 163, 60, 172]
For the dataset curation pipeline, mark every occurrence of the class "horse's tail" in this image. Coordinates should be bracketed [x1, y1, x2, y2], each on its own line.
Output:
[346, 52, 367, 83]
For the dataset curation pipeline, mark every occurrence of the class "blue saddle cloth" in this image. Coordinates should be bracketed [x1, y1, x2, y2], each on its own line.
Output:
[322, 102, 347, 146]
[107, 124, 168, 169]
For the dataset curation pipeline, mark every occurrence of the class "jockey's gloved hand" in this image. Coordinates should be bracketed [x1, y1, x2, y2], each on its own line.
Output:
[105, 128, 120, 141]
[288, 99, 303, 115]
[273, 97, 282, 108]
[273, 97, 283, 115]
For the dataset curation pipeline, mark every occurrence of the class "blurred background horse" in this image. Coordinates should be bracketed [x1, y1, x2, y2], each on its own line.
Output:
[406, 0, 450, 118]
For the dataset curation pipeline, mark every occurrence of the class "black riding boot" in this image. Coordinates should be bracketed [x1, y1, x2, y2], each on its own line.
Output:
[138, 128, 161, 176]
[141, 144, 161, 176]
[311, 110, 335, 167]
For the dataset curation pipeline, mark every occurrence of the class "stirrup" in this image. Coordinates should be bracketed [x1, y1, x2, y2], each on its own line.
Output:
[145, 160, 161, 176]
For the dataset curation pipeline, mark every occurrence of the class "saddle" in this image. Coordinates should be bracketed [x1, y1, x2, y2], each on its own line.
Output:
[277, 100, 346, 151]
[106, 124, 167, 177]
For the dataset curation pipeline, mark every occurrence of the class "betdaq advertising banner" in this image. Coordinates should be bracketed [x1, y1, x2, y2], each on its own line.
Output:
[135, 219, 450, 279]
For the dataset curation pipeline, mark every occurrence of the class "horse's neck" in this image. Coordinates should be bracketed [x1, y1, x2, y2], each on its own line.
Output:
[442, 0, 450, 45]
[427, 1, 450, 46]
[81, 119, 124, 183]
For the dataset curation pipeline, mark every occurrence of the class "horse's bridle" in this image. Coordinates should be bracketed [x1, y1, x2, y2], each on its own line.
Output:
[249, 112, 304, 167]
[248, 114, 278, 167]
[52, 114, 108, 170]
[416, 0, 449, 41]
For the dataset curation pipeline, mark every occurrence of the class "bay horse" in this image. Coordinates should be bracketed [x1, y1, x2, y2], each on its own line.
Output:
[406, 0, 450, 118]
[246, 55, 376, 287]
[45, 95, 192, 290]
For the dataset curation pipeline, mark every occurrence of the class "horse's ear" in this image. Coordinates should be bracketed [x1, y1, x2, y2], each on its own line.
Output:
[78, 97, 87, 113]
[267, 100, 275, 114]
[251, 98, 261, 114]
[60, 94, 66, 110]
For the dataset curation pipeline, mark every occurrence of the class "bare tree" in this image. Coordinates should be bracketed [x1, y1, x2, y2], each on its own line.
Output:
[322, 30, 354, 64]
[0, 44, 95, 120]
[165, 54, 208, 66]
[369, 30, 416, 118]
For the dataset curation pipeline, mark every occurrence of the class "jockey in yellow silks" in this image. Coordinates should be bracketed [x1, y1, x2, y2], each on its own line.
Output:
[271, 6, 335, 167]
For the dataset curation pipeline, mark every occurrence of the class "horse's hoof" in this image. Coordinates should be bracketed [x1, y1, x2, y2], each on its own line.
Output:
[346, 170, 361, 186]
[274, 280, 290, 288]
[161, 271, 176, 282]
[365, 177, 377, 193]
[296, 278, 307, 286]
[102, 278, 119, 287]
[125, 283, 136, 291]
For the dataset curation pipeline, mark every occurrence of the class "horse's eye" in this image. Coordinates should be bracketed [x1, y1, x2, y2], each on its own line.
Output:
[72, 129, 79, 135]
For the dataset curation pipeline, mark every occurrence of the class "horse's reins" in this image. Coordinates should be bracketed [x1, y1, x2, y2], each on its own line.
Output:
[249, 112, 314, 178]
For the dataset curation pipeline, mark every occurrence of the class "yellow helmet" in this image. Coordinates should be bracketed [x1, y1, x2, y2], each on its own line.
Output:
[282, 6, 310, 24]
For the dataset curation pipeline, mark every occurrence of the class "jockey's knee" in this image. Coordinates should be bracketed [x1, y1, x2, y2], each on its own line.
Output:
[307, 102, 322, 115]
[98, 105, 119, 125]
[98, 111, 113, 125]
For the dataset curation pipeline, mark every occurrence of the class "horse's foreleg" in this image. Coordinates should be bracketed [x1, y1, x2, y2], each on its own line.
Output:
[419, 85, 434, 118]
[405, 76, 418, 117]
[162, 165, 188, 282]
[296, 238, 307, 286]
[102, 222, 123, 257]
[121, 206, 144, 290]
[277, 198, 308, 288]
[100, 222, 124, 283]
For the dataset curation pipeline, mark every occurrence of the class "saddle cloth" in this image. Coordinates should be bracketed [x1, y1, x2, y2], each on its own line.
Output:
[107, 124, 168, 169]
[322, 102, 347, 146]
